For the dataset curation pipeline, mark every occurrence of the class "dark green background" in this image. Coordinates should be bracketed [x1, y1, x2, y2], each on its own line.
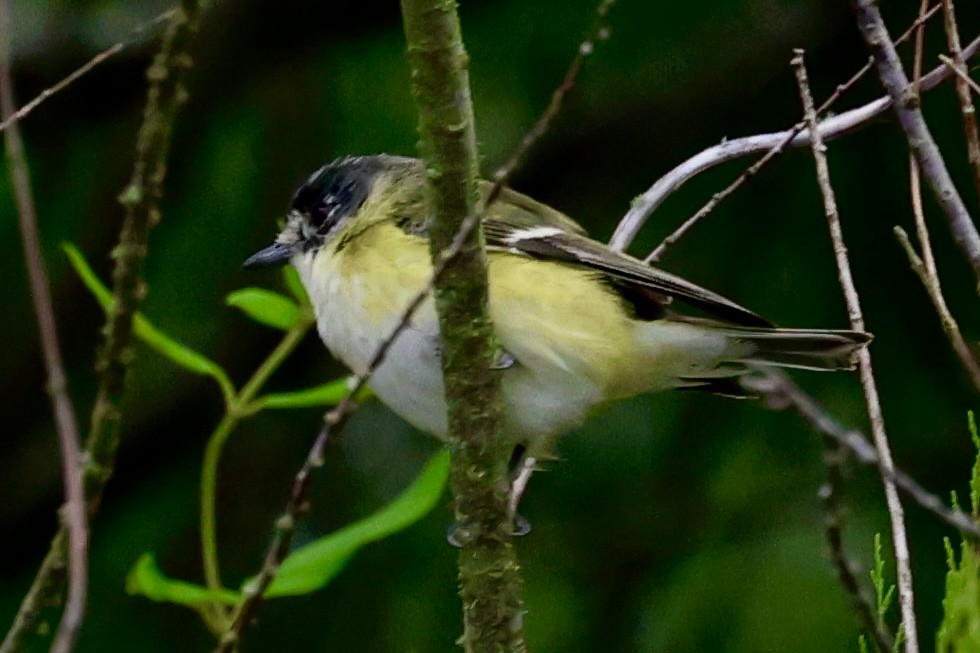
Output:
[2, 0, 979, 650]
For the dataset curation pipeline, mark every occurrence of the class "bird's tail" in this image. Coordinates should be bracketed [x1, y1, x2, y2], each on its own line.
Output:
[634, 321, 871, 398]
[714, 326, 872, 372]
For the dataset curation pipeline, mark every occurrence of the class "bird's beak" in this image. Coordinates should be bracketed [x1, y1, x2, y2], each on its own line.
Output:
[243, 241, 295, 269]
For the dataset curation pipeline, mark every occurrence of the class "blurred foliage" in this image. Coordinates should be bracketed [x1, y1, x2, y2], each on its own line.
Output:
[936, 414, 980, 653]
[2, 0, 980, 651]
[127, 449, 449, 604]
[64, 243, 445, 635]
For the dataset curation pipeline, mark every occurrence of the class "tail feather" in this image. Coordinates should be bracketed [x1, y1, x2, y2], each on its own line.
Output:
[721, 327, 871, 372]
[635, 321, 872, 398]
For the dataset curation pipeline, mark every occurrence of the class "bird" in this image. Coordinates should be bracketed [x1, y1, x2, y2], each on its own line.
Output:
[244, 154, 871, 459]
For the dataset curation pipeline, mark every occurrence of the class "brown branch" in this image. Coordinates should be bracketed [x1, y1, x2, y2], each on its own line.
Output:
[941, 0, 980, 201]
[0, 1, 88, 651]
[793, 49, 919, 653]
[0, 8, 175, 136]
[609, 5, 951, 253]
[0, 3, 206, 651]
[852, 0, 980, 292]
[940, 56, 980, 97]
[745, 371, 980, 538]
[898, 0, 980, 390]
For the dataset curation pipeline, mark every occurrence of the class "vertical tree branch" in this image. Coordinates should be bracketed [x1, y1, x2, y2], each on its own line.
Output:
[0, 3, 205, 651]
[400, 2, 524, 652]
[0, 1, 88, 651]
[793, 50, 919, 653]
[851, 0, 980, 291]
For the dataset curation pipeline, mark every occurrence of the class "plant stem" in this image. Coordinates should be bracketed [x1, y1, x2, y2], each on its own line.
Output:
[199, 312, 314, 628]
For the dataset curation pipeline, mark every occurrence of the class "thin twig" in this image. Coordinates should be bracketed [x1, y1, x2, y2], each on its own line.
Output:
[609, 29, 980, 255]
[0, 8, 175, 136]
[910, 162, 938, 276]
[636, 4, 945, 262]
[909, 0, 931, 268]
[941, 0, 980, 201]
[793, 49, 919, 653]
[894, 227, 980, 392]
[940, 56, 980, 97]
[898, 3, 980, 392]
[819, 438, 896, 652]
[744, 371, 980, 538]
[0, 4, 205, 651]
[939, 57, 980, 98]
[852, 0, 980, 293]
[0, 1, 88, 651]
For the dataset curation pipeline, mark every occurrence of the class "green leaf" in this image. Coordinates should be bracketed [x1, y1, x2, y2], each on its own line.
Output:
[126, 451, 448, 609]
[870, 532, 895, 624]
[258, 379, 350, 409]
[226, 288, 299, 331]
[63, 243, 235, 400]
[126, 553, 238, 606]
[265, 450, 450, 597]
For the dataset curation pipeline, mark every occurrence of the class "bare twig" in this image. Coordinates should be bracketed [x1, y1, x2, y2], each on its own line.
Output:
[852, 0, 980, 292]
[745, 371, 980, 538]
[911, 163, 938, 277]
[0, 4, 205, 651]
[819, 438, 896, 652]
[793, 49, 918, 653]
[609, 29, 980, 255]
[896, 3, 980, 392]
[0, 1, 88, 651]
[0, 8, 175, 136]
[894, 227, 980, 392]
[636, 4, 945, 262]
[940, 57, 980, 97]
[941, 0, 980, 201]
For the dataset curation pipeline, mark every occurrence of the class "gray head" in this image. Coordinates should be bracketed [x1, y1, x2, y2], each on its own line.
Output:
[243, 154, 412, 268]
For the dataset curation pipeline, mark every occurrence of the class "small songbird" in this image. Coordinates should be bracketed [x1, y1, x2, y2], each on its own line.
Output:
[245, 154, 871, 458]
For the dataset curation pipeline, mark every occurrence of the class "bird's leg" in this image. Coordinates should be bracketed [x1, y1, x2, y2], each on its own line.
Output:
[507, 444, 534, 537]
[446, 444, 534, 547]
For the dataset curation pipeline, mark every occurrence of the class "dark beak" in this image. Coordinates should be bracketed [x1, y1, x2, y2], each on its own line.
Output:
[243, 241, 295, 269]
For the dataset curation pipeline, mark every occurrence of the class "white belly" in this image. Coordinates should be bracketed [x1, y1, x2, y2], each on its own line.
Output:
[294, 248, 604, 451]
[312, 267, 451, 438]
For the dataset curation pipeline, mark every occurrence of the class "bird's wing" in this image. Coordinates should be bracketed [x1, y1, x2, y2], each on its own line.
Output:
[482, 198, 771, 328]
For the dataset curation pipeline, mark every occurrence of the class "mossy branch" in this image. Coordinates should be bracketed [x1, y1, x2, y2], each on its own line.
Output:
[399, 1, 526, 651]
[0, 3, 205, 650]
